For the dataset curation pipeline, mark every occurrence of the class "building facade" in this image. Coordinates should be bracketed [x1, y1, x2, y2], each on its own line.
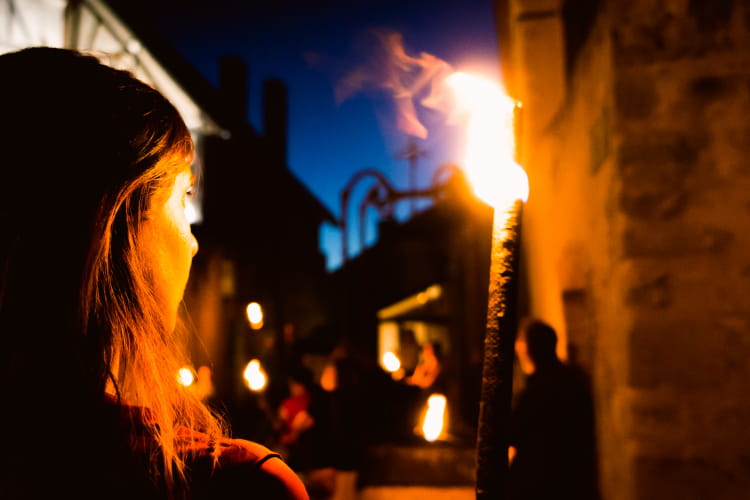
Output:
[330, 176, 495, 438]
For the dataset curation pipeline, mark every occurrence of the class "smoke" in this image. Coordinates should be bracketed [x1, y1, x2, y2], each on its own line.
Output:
[334, 28, 456, 139]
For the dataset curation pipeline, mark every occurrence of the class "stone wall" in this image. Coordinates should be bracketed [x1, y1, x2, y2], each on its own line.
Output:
[502, 0, 750, 498]
[610, 1, 750, 498]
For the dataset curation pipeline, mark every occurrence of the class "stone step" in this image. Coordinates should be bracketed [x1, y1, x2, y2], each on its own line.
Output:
[359, 443, 476, 487]
[360, 486, 474, 500]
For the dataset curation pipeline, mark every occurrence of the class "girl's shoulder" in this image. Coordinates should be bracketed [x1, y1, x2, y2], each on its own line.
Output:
[182, 431, 309, 500]
[109, 398, 308, 500]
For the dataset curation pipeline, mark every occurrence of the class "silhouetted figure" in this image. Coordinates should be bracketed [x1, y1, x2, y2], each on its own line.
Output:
[319, 347, 371, 500]
[509, 319, 599, 500]
[277, 366, 320, 468]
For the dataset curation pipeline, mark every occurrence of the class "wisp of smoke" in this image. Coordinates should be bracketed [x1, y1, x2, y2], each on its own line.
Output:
[335, 28, 458, 140]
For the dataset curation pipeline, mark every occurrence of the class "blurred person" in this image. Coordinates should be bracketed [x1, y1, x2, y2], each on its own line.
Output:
[508, 319, 599, 500]
[279, 364, 337, 500]
[319, 349, 369, 500]
[0, 47, 307, 500]
[405, 341, 443, 390]
[278, 366, 315, 449]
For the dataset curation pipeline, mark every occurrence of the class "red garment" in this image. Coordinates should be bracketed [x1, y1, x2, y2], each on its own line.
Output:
[279, 393, 311, 440]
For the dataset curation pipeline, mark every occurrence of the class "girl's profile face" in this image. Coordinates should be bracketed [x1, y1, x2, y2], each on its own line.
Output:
[142, 169, 198, 329]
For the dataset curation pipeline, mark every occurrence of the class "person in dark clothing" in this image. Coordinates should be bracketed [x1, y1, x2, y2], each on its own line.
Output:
[509, 319, 599, 500]
[0, 47, 306, 500]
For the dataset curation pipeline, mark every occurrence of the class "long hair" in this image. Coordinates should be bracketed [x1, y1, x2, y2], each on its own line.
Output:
[0, 48, 223, 497]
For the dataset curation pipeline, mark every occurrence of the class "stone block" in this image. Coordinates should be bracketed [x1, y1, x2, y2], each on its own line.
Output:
[359, 444, 475, 487]
[616, 131, 704, 219]
[626, 317, 730, 389]
[634, 456, 749, 500]
[687, 0, 734, 33]
[615, 73, 657, 120]
[622, 220, 734, 257]
[625, 272, 671, 310]
[618, 131, 701, 172]
[689, 75, 737, 101]
[611, 0, 737, 65]
[617, 383, 750, 475]
[622, 389, 681, 445]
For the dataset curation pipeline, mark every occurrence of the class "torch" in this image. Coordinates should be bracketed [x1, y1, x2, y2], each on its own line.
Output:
[446, 73, 528, 500]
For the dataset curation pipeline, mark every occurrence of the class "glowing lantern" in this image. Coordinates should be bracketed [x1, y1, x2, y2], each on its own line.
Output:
[246, 302, 264, 330]
[381, 351, 401, 373]
[422, 393, 447, 442]
[177, 367, 195, 387]
[243, 359, 267, 392]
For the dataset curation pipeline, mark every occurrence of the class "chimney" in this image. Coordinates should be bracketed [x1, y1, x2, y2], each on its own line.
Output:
[219, 55, 248, 127]
[263, 79, 288, 166]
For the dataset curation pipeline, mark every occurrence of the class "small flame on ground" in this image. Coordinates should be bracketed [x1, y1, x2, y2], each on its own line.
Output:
[445, 72, 528, 210]
[382, 351, 401, 373]
[178, 367, 195, 387]
[244, 359, 267, 392]
[422, 393, 447, 442]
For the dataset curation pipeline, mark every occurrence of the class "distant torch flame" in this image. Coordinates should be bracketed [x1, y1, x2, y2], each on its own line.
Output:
[178, 367, 195, 387]
[246, 302, 264, 330]
[422, 393, 447, 442]
[446, 72, 528, 211]
[382, 351, 401, 373]
[243, 359, 267, 392]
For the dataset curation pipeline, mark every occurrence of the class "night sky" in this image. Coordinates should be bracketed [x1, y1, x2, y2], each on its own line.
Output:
[135, 0, 500, 269]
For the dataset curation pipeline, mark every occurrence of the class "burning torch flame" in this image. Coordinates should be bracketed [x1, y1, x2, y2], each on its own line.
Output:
[382, 351, 401, 373]
[178, 367, 195, 387]
[422, 393, 447, 442]
[243, 359, 267, 392]
[446, 72, 528, 211]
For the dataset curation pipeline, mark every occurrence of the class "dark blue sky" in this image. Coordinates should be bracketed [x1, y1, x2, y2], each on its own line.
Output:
[141, 0, 500, 269]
